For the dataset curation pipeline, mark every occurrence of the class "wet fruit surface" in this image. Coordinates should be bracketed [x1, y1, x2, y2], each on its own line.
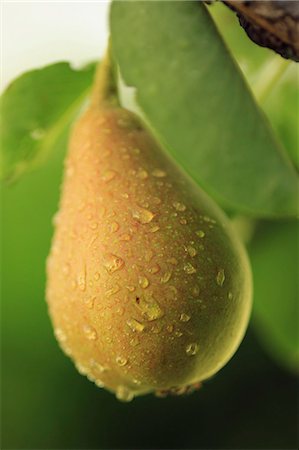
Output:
[46, 105, 252, 401]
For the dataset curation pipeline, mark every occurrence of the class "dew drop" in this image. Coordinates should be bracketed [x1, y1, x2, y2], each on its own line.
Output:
[180, 313, 191, 322]
[102, 170, 117, 183]
[160, 271, 172, 284]
[152, 197, 162, 205]
[173, 201, 186, 212]
[192, 285, 200, 296]
[149, 225, 160, 233]
[135, 296, 164, 321]
[116, 356, 128, 367]
[95, 379, 104, 388]
[120, 233, 132, 241]
[148, 264, 161, 274]
[145, 249, 155, 262]
[84, 296, 95, 309]
[83, 324, 98, 341]
[90, 359, 107, 373]
[103, 253, 125, 273]
[54, 327, 67, 343]
[216, 269, 225, 286]
[116, 386, 134, 402]
[110, 221, 120, 233]
[186, 343, 199, 356]
[139, 276, 150, 289]
[152, 169, 166, 178]
[105, 285, 120, 297]
[167, 285, 178, 298]
[94, 272, 101, 281]
[77, 268, 86, 291]
[127, 318, 145, 332]
[116, 306, 125, 316]
[52, 212, 60, 226]
[174, 330, 183, 337]
[132, 207, 155, 224]
[187, 246, 197, 257]
[89, 222, 98, 230]
[228, 291, 233, 300]
[196, 230, 205, 238]
[167, 257, 178, 265]
[136, 168, 149, 180]
[151, 322, 163, 334]
[126, 285, 136, 292]
[60, 342, 72, 356]
[130, 336, 140, 347]
[117, 117, 132, 128]
[203, 215, 216, 224]
[166, 324, 174, 333]
[184, 263, 197, 274]
[76, 363, 88, 375]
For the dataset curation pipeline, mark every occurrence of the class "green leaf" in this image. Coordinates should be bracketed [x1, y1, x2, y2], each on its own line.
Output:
[249, 220, 299, 372]
[110, 1, 299, 217]
[0, 62, 95, 182]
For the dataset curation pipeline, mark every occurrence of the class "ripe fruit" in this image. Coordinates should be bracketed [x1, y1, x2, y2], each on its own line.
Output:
[46, 57, 252, 401]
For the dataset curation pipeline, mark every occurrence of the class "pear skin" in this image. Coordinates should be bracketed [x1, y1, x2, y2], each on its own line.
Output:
[46, 103, 252, 401]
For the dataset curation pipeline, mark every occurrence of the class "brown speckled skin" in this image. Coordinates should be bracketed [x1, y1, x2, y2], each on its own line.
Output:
[46, 106, 252, 400]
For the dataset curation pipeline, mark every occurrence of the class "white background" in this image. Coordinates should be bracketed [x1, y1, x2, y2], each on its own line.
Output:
[1, 1, 110, 90]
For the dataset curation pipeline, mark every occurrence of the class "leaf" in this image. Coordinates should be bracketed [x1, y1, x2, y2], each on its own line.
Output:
[249, 220, 299, 372]
[0, 62, 95, 182]
[110, 1, 299, 217]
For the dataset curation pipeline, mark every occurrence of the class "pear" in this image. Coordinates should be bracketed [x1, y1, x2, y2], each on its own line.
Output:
[46, 55, 252, 401]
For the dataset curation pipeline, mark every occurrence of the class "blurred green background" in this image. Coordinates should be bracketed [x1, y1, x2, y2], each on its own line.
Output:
[1, 2, 298, 449]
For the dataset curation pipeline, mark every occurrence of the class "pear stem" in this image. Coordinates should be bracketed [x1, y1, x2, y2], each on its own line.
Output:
[91, 40, 119, 108]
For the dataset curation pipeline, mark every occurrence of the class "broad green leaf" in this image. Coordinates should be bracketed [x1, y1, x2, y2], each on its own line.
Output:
[110, 1, 299, 217]
[0, 62, 95, 182]
[249, 220, 299, 372]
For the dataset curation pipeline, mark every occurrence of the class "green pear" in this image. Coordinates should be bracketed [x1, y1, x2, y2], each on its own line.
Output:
[46, 56, 252, 402]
